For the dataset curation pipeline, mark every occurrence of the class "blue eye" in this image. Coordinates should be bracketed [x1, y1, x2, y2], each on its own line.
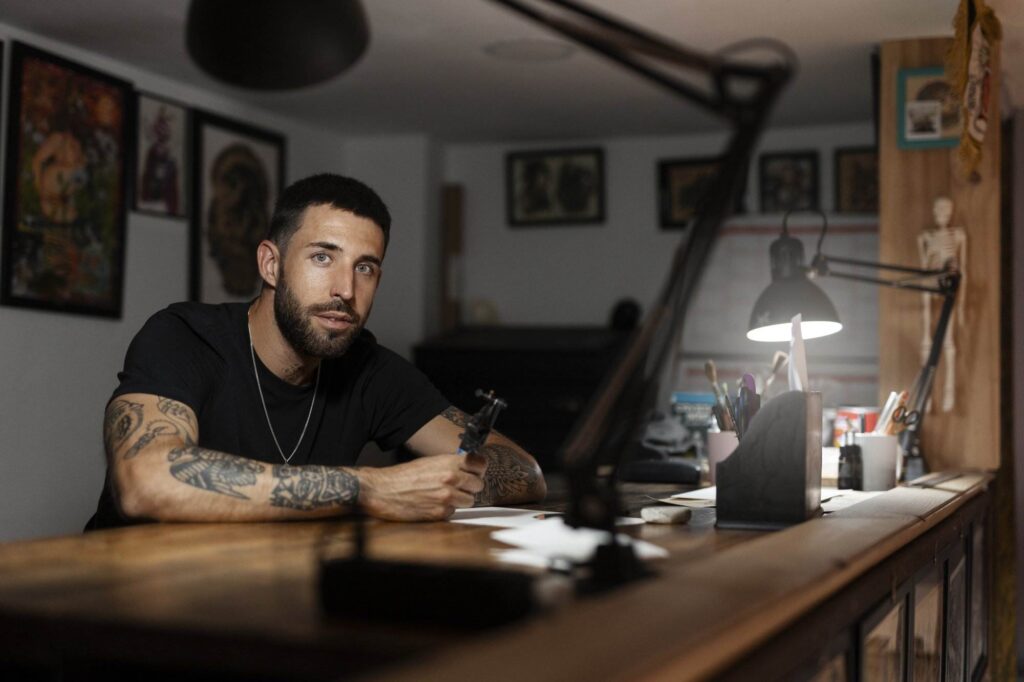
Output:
[356, 263, 377, 276]
[312, 252, 331, 264]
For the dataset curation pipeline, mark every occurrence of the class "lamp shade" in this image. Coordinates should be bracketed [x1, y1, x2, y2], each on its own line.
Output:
[746, 277, 842, 342]
[746, 227, 842, 342]
[186, 0, 370, 90]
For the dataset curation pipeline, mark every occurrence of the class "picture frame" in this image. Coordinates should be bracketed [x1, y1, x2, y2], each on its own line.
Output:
[191, 110, 285, 303]
[134, 92, 190, 219]
[657, 155, 746, 229]
[1, 42, 134, 318]
[834, 147, 878, 213]
[897, 66, 961, 149]
[506, 148, 604, 226]
[658, 156, 718, 229]
[758, 151, 819, 213]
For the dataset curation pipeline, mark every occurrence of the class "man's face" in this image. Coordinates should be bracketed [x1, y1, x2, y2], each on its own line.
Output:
[272, 205, 385, 359]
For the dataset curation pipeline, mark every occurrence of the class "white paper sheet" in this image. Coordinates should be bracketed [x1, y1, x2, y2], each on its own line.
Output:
[788, 313, 809, 391]
[449, 507, 560, 528]
[669, 486, 718, 501]
[491, 518, 668, 563]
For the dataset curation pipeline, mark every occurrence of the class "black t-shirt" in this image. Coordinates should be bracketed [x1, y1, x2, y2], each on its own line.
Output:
[86, 301, 449, 530]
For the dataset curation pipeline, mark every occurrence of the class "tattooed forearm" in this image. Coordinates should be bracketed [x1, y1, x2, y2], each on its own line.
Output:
[157, 397, 197, 432]
[104, 399, 143, 455]
[475, 444, 542, 506]
[270, 465, 359, 511]
[167, 447, 265, 499]
[442, 405, 470, 428]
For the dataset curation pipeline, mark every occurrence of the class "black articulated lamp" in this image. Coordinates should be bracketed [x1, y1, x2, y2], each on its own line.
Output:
[186, 0, 370, 90]
[747, 210, 961, 479]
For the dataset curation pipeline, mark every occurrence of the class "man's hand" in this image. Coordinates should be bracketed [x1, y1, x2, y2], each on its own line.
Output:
[356, 454, 487, 521]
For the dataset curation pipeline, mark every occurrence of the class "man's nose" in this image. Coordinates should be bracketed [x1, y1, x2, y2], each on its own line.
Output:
[330, 268, 355, 301]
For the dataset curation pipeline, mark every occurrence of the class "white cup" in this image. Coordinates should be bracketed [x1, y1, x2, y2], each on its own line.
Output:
[707, 430, 739, 485]
[854, 433, 899, 491]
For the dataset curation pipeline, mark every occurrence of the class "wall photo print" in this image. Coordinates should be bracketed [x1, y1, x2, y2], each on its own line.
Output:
[134, 93, 189, 218]
[191, 111, 284, 303]
[758, 151, 819, 213]
[506, 148, 604, 226]
[897, 66, 961, 149]
[2, 42, 133, 318]
[834, 147, 878, 213]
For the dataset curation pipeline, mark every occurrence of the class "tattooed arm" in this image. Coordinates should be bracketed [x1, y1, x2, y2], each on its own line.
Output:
[105, 393, 361, 522]
[404, 406, 547, 506]
[104, 393, 486, 522]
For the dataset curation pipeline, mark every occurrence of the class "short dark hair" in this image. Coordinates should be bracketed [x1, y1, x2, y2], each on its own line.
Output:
[267, 173, 391, 253]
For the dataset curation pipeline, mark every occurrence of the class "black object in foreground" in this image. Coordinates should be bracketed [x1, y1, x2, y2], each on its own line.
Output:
[458, 389, 507, 455]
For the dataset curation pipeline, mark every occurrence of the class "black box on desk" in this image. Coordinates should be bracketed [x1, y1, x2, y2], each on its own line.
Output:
[716, 391, 823, 530]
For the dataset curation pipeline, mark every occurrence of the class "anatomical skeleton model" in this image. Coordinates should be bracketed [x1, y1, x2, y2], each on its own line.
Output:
[917, 197, 966, 412]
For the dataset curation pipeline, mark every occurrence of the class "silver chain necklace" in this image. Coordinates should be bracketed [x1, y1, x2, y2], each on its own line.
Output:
[247, 322, 320, 464]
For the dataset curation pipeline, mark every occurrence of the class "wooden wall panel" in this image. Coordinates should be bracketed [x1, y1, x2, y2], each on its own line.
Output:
[878, 38, 1001, 471]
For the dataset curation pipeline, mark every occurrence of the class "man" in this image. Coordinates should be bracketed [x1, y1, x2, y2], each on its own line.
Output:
[86, 174, 545, 529]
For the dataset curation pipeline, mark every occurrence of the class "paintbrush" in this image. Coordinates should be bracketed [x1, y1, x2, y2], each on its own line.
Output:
[764, 351, 788, 394]
[705, 360, 736, 431]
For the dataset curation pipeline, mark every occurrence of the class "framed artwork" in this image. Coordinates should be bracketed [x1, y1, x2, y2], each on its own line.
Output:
[658, 155, 746, 229]
[834, 147, 878, 213]
[897, 67, 961, 149]
[134, 92, 190, 218]
[2, 42, 133, 318]
[758, 151, 819, 213]
[191, 110, 285, 303]
[506, 148, 604, 226]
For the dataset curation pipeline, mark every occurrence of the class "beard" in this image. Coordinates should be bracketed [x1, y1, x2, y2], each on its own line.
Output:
[273, 270, 364, 359]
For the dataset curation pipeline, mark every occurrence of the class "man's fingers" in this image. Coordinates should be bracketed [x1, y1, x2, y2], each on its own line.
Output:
[461, 453, 488, 476]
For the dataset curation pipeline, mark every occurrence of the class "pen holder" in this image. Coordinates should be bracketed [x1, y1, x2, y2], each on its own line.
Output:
[716, 390, 823, 530]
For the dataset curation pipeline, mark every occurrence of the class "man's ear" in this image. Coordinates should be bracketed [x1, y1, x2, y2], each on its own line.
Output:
[256, 240, 281, 288]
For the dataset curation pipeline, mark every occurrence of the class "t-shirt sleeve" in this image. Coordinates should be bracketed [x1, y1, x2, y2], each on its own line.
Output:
[111, 308, 220, 414]
[361, 347, 450, 451]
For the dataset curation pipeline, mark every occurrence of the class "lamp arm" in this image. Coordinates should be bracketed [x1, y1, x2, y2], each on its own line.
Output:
[899, 272, 961, 461]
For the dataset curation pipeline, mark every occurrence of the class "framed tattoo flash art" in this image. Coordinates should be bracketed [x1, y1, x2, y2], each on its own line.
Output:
[657, 156, 746, 229]
[191, 110, 285, 303]
[506, 148, 604, 226]
[134, 92, 190, 218]
[834, 147, 878, 213]
[2, 42, 134, 317]
[758, 151, 819, 213]
[897, 66, 961, 150]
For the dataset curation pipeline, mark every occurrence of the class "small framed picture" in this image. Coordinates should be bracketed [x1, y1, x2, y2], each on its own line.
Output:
[658, 156, 719, 229]
[191, 110, 285, 303]
[134, 92, 190, 218]
[2, 42, 133, 318]
[759, 151, 819, 213]
[897, 67, 961, 149]
[834, 147, 878, 213]
[506, 148, 604, 226]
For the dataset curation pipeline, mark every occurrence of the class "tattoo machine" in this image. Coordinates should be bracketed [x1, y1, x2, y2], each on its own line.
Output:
[457, 389, 507, 455]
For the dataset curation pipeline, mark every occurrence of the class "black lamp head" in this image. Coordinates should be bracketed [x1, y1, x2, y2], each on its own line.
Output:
[747, 212, 842, 342]
[186, 0, 370, 90]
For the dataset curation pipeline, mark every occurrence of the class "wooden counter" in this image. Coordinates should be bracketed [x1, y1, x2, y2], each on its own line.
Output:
[0, 473, 991, 681]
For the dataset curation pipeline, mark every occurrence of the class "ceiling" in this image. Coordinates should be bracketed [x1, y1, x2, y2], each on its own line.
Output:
[0, 0, 1018, 142]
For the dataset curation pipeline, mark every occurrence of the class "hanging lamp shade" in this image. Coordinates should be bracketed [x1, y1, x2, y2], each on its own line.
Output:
[186, 0, 370, 90]
[746, 228, 842, 342]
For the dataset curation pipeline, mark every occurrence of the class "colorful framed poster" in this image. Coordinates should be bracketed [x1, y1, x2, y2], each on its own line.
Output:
[758, 151, 819, 213]
[190, 111, 285, 303]
[134, 92, 190, 218]
[897, 67, 961, 150]
[506, 147, 604, 226]
[834, 147, 878, 213]
[2, 42, 134, 318]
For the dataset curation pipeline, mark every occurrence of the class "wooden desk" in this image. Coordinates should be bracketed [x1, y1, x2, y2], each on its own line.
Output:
[0, 474, 991, 681]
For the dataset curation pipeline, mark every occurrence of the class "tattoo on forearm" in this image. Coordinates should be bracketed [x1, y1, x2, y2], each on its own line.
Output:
[104, 399, 143, 454]
[167, 447, 265, 500]
[124, 420, 186, 459]
[270, 465, 359, 511]
[475, 445, 541, 505]
[441, 405, 470, 428]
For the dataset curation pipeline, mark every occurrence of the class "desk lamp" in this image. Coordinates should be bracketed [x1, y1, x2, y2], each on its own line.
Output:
[747, 210, 961, 479]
